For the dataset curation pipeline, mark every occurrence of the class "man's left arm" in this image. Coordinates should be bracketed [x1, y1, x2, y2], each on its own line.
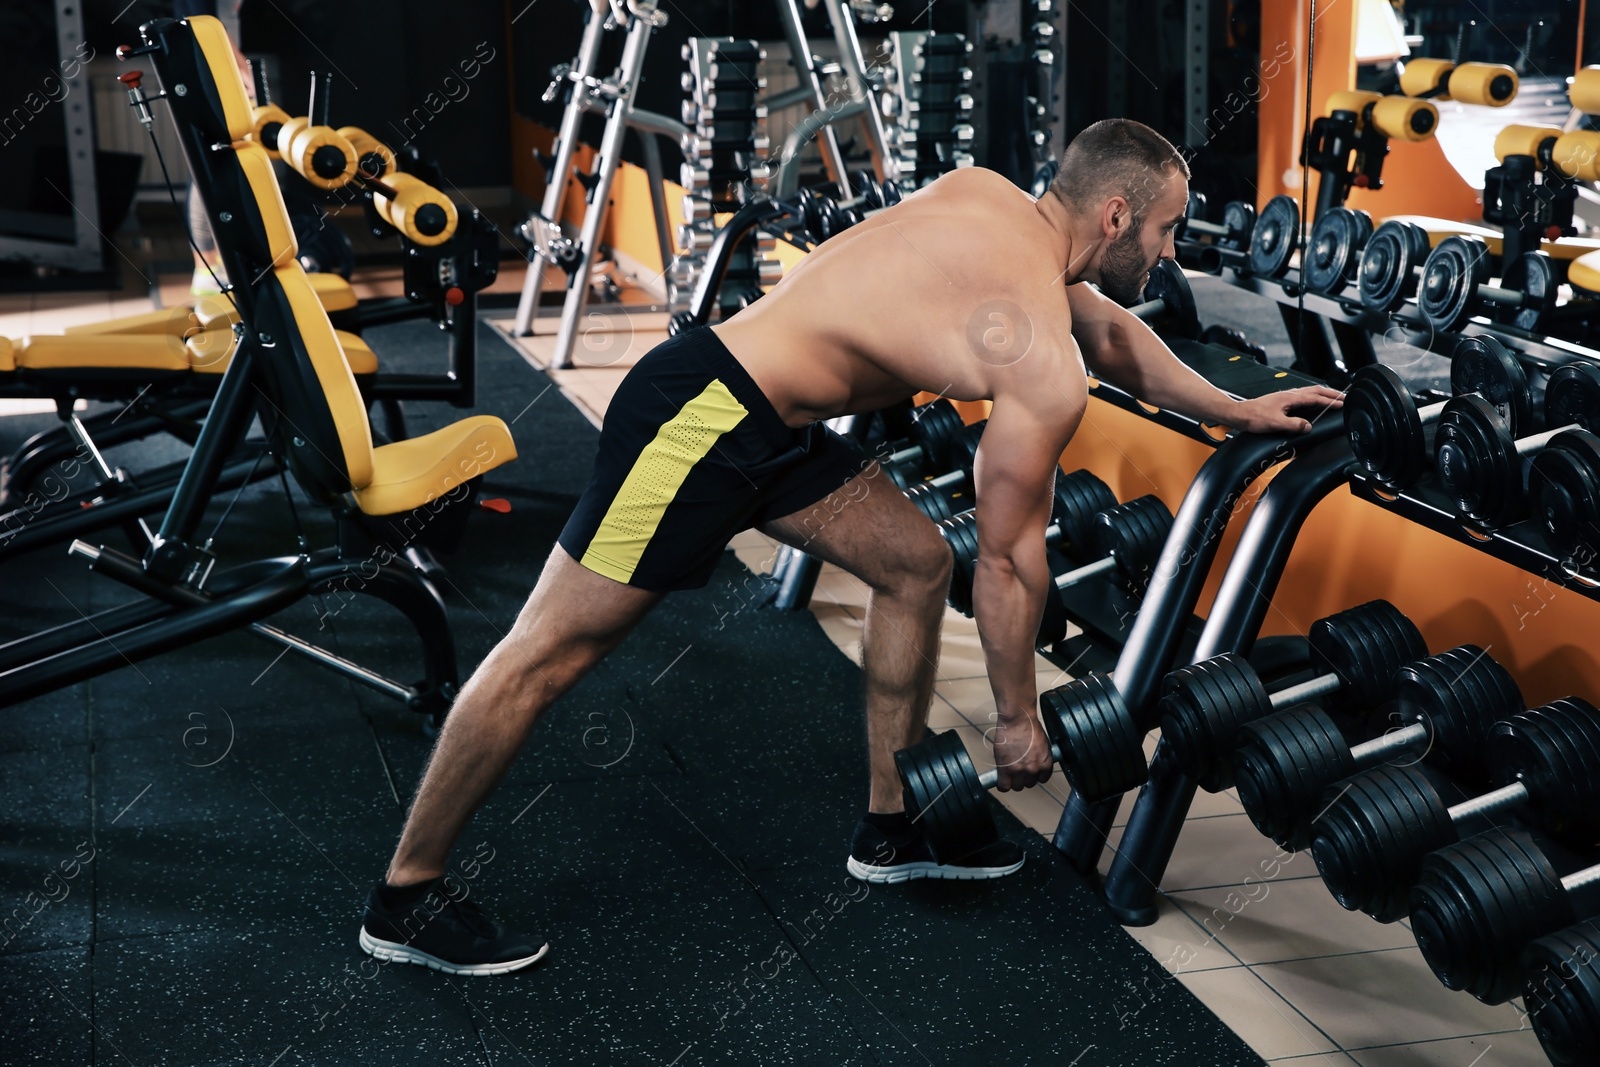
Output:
[1066, 280, 1344, 433]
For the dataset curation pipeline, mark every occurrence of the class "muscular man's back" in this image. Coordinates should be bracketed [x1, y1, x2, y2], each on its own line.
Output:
[714, 168, 1083, 427]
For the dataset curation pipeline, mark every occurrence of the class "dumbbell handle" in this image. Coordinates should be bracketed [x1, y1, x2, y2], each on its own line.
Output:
[1184, 218, 1230, 238]
[1514, 423, 1580, 458]
[1563, 863, 1600, 893]
[977, 743, 1063, 789]
[1270, 670, 1345, 709]
[1347, 720, 1430, 764]
[1447, 779, 1527, 822]
[1127, 297, 1165, 321]
[1476, 284, 1533, 309]
[1053, 553, 1117, 589]
[1416, 399, 1448, 423]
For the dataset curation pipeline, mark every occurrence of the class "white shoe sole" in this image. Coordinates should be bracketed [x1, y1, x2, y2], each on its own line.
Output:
[846, 854, 1025, 884]
[358, 927, 550, 976]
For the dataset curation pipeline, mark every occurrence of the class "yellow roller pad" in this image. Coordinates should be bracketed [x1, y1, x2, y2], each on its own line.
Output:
[250, 103, 291, 158]
[1326, 90, 1382, 118]
[1571, 250, 1600, 294]
[1398, 57, 1454, 98]
[1380, 214, 1600, 261]
[379, 173, 458, 247]
[1369, 96, 1437, 142]
[1554, 130, 1600, 183]
[1572, 65, 1600, 115]
[1494, 124, 1560, 165]
[338, 126, 396, 179]
[275, 115, 311, 159]
[286, 124, 356, 190]
[1449, 62, 1518, 107]
[353, 415, 517, 517]
[0, 337, 14, 373]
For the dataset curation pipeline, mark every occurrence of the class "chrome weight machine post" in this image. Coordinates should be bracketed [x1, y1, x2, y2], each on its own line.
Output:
[551, 3, 665, 369]
[774, 0, 852, 188]
[821, 0, 898, 184]
[512, 6, 609, 337]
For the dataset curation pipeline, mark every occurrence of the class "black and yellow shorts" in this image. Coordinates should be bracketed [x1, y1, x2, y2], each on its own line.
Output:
[558, 326, 867, 591]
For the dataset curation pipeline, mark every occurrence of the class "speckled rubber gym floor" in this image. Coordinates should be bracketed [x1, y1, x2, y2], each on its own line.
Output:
[0, 317, 1263, 1065]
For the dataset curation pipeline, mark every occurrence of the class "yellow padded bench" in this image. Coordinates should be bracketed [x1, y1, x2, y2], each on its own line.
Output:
[1380, 215, 1600, 262]
[63, 274, 357, 337]
[4, 321, 375, 378]
[1570, 250, 1600, 294]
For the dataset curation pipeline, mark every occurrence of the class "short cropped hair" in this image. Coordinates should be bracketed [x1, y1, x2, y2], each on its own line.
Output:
[1048, 119, 1189, 221]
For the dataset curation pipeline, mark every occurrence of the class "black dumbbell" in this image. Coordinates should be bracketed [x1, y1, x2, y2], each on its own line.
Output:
[1344, 334, 1531, 492]
[1232, 645, 1520, 850]
[927, 468, 1117, 588]
[1313, 696, 1600, 923]
[939, 494, 1171, 620]
[1040, 600, 1423, 803]
[1177, 197, 1257, 253]
[1435, 362, 1600, 528]
[1157, 600, 1427, 793]
[874, 398, 969, 486]
[1125, 259, 1201, 339]
[1247, 194, 1301, 278]
[1529, 427, 1600, 557]
[1418, 235, 1559, 333]
[896, 421, 986, 521]
[895, 728, 1066, 863]
[1521, 919, 1600, 1066]
[1302, 206, 1375, 295]
[1357, 218, 1434, 312]
[1411, 828, 1600, 1005]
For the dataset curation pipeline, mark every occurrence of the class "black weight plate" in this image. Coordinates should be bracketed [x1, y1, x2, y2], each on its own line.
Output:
[1234, 705, 1356, 851]
[1088, 495, 1173, 593]
[1158, 654, 1273, 791]
[1221, 200, 1256, 252]
[1345, 365, 1431, 491]
[1449, 334, 1531, 435]
[1307, 599, 1426, 711]
[1410, 828, 1575, 1004]
[1521, 920, 1600, 1066]
[1487, 698, 1600, 839]
[1249, 194, 1301, 278]
[1303, 207, 1366, 295]
[1310, 764, 1455, 922]
[853, 169, 883, 210]
[1041, 672, 1145, 801]
[1391, 645, 1519, 785]
[1545, 362, 1600, 434]
[1434, 393, 1521, 528]
[1419, 235, 1492, 333]
[1142, 259, 1201, 339]
[947, 421, 985, 480]
[1052, 469, 1118, 555]
[1498, 252, 1559, 333]
[1185, 189, 1208, 230]
[909, 398, 965, 469]
[1403, 221, 1434, 265]
[937, 512, 981, 616]
[880, 178, 903, 207]
[1358, 220, 1423, 312]
[1530, 429, 1600, 556]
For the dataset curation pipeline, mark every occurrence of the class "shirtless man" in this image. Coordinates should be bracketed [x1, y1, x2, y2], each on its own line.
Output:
[359, 119, 1343, 975]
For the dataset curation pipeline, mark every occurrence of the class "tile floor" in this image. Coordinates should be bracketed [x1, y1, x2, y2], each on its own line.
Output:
[493, 315, 1551, 1067]
[0, 274, 1553, 1064]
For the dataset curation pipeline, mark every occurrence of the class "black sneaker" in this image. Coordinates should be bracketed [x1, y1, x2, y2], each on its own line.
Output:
[359, 880, 549, 976]
[845, 820, 1025, 883]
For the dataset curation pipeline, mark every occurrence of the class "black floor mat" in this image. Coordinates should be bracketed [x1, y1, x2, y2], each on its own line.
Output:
[0, 317, 1265, 1066]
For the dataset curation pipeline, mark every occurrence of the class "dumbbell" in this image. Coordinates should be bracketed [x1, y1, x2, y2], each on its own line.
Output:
[1247, 194, 1302, 279]
[1125, 259, 1201, 339]
[1521, 919, 1600, 1066]
[1344, 334, 1531, 492]
[872, 398, 969, 487]
[1357, 218, 1434, 312]
[1156, 600, 1427, 793]
[1435, 362, 1600, 528]
[1232, 645, 1520, 851]
[1411, 826, 1600, 1005]
[924, 467, 1118, 579]
[1313, 696, 1600, 924]
[1302, 207, 1374, 296]
[895, 421, 986, 522]
[939, 494, 1171, 621]
[1418, 235, 1559, 334]
[895, 728, 1068, 863]
[1529, 427, 1600, 558]
[1177, 196, 1257, 253]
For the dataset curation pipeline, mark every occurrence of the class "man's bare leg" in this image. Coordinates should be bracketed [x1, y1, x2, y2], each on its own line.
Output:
[761, 465, 952, 815]
[385, 547, 662, 887]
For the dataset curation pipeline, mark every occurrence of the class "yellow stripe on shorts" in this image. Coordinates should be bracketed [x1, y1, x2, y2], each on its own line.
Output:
[580, 378, 749, 583]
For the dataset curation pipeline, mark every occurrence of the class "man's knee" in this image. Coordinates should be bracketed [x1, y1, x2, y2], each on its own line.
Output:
[893, 523, 953, 597]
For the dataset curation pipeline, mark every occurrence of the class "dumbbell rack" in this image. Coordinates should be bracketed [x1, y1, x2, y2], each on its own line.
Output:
[669, 38, 783, 323]
[510, 0, 687, 369]
[877, 31, 976, 188]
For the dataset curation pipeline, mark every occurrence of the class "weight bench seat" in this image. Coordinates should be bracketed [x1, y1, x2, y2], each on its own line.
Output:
[1382, 215, 1600, 261]
[1568, 250, 1600, 294]
[351, 414, 516, 516]
[62, 273, 356, 337]
[0, 323, 376, 377]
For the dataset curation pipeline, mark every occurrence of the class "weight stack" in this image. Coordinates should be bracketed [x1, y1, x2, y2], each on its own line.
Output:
[671, 38, 783, 320]
[879, 31, 976, 190]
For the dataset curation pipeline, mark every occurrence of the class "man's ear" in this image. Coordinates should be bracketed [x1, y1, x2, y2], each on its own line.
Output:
[1101, 195, 1132, 240]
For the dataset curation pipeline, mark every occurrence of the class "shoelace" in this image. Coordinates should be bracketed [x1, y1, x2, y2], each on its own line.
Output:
[440, 893, 498, 940]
